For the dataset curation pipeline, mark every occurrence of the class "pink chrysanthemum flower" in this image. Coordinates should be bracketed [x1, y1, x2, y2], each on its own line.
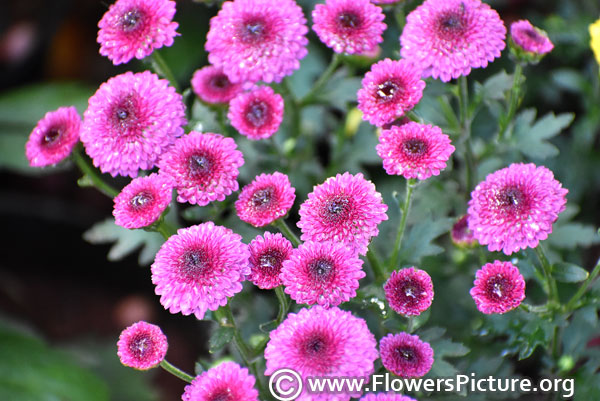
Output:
[357, 59, 426, 127]
[117, 321, 168, 370]
[248, 232, 293, 289]
[205, 0, 308, 84]
[81, 71, 186, 177]
[376, 122, 455, 180]
[265, 306, 378, 401]
[400, 0, 506, 82]
[26, 106, 81, 167]
[371, 0, 400, 4]
[182, 361, 259, 401]
[297, 172, 388, 256]
[360, 393, 417, 401]
[235, 172, 295, 227]
[467, 163, 568, 255]
[97, 0, 179, 65]
[451, 215, 476, 247]
[384, 267, 434, 316]
[112, 173, 173, 229]
[228, 86, 284, 140]
[281, 241, 365, 308]
[510, 20, 554, 55]
[312, 0, 386, 55]
[191, 65, 243, 104]
[158, 131, 244, 206]
[151, 222, 250, 320]
[470, 260, 526, 314]
[380, 332, 434, 378]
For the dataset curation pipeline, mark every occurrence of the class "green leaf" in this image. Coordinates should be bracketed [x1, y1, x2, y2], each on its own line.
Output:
[474, 70, 514, 102]
[189, 99, 220, 133]
[552, 262, 589, 283]
[317, 68, 362, 111]
[209, 326, 235, 353]
[426, 335, 470, 378]
[547, 222, 600, 250]
[259, 319, 280, 334]
[397, 217, 454, 264]
[83, 218, 164, 265]
[513, 109, 574, 160]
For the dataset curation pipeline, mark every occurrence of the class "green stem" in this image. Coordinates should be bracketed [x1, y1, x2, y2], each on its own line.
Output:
[217, 107, 228, 135]
[151, 51, 180, 92]
[299, 54, 341, 107]
[458, 75, 475, 195]
[393, 2, 406, 33]
[160, 360, 194, 383]
[389, 179, 416, 270]
[367, 246, 386, 283]
[71, 145, 119, 198]
[406, 316, 415, 334]
[565, 259, 600, 311]
[155, 220, 177, 240]
[534, 245, 559, 304]
[275, 286, 289, 325]
[498, 63, 523, 141]
[273, 219, 301, 247]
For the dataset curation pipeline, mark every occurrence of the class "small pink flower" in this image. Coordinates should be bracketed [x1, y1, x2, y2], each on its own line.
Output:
[182, 361, 259, 401]
[235, 172, 295, 227]
[470, 260, 526, 314]
[248, 232, 293, 289]
[384, 267, 434, 316]
[451, 215, 476, 247]
[360, 393, 417, 401]
[228, 86, 284, 140]
[510, 20, 553, 55]
[380, 332, 434, 378]
[191, 65, 243, 104]
[117, 321, 168, 370]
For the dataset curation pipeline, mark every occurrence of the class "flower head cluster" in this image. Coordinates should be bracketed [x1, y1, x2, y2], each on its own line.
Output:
[159, 131, 244, 206]
[248, 232, 293, 289]
[298, 172, 388, 256]
[400, 0, 506, 82]
[380, 332, 434, 378]
[235, 172, 295, 227]
[98, 0, 179, 65]
[357, 59, 426, 127]
[205, 0, 308, 84]
[228, 86, 284, 140]
[191, 65, 243, 104]
[312, 0, 386, 55]
[81, 71, 186, 177]
[510, 20, 553, 56]
[281, 241, 365, 307]
[384, 267, 434, 316]
[451, 215, 476, 247]
[470, 260, 526, 314]
[151, 222, 250, 320]
[182, 361, 259, 401]
[467, 163, 568, 255]
[376, 122, 454, 180]
[26, 106, 81, 167]
[117, 321, 168, 370]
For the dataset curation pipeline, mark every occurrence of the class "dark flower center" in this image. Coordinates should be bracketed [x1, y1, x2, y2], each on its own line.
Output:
[401, 280, 423, 302]
[241, 18, 266, 42]
[129, 334, 153, 359]
[396, 347, 416, 363]
[245, 101, 269, 128]
[120, 9, 143, 32]
[402, 138, 427, 156]
[337, 11, 361, 30]
[438, 9, 466, 35]
[130, 191, 154, 211]
[496, 186, 527, 214]
[112, 96, 138, 133]
[209, 389, 232, 401]
[322, 196, 350, 222]
[258, 250, 283, 272]
[486, 274, 509, 300]
[41, 127, 61, 146]
[180, 249, 209, 279]
[309, 258, 334, 281]
[523, 28, 545, 44]
[303, 335, 326, 356]
[188, 153, 213, 178]
[376, 80, 400, 102]
[211, 74, 230, 90]
[251, 187, 274, 209]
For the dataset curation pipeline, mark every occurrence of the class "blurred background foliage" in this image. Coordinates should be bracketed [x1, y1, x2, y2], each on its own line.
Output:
[0, 0, 599, 400]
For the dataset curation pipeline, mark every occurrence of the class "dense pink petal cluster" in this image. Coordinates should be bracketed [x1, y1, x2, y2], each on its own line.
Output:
[376, 122, 454, 180]
[400, 0, 506, 82]
[228, 86, 284, 140]
[191, 65, 243, 104]
[265, 306, 378, 401]
[117, 321, 168, 370]
[312, 0, 386, 55]
[357, 59, 426, 127]
[158, 131, 244, 206]
[511, 20, 554, 55]
[371, 0, 400, 3]
[81, 71, 186, 177]
[112, 173, 173, 229]
[26, 106, 81, 167]
[235, 172, 295, 227]
[380, 332, 434, 378]
[151, 222, 250, 320]
[281, 241, 365, 307]
[470, 260, 526, 314]
[205, 0, 308, 84]
[451, 215, 476, 247]
[97, 0, 179, 65]
[467, 163, 568, 255]
[182, 361, 259, 401]
[297, 172, 388, 256]
[360, 394, 417, 401]
[248, 232, 293, 289]
[384, 267, 434, 316]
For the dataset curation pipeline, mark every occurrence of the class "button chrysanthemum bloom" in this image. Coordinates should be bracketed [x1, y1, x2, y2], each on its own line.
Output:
[151, 222, 250, 320]
[97, 0, 179, 65]
[357, 59, 426, 127]
[510, 20, 553, 55]
[470, 260, 526, 314]
[312, 0, 386, 55]
[26, 106, 81, 167]
[191, 65, 243, 104]
[182, 361, 259, 401]
[228, 86, 284, 140]
[281, 241, 365, 308]
[360, 393, 417, 401]
[384, 267, 434, 316]
[265, 306, 378, 401]
[400, 0, 506, 82]
[117, 321, 168, 370]
[248, 232, 293, 289]
[380, 332, 434, 378]
[205, 0, 309, 84]
[112, 173, 173, 229]
[235, 172, 295, 227]
[467, 163, 568, 255]
[451, 215, 476, 247]
[376, 122, 455, 180]
[158, 131, 244, 206]
[590, 19, 600, 66]
[81, 71, 186, 177]
[297, 172, 388, 256]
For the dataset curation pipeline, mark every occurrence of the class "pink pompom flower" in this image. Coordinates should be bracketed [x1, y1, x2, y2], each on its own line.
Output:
[510, 20, 554, 55]
[451, 215, 477, 247]
[380, 332, 434, 378]
[117, 321, 168, 370]
[182, 361, 259, 401]
[235, 172, 295, 227]
[248, 232, 293, 289]
[191, 65, 244, 104]
[470, 260, 526, 314]
[228, 86, 284, 140]
[384, 267, 434, 316]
